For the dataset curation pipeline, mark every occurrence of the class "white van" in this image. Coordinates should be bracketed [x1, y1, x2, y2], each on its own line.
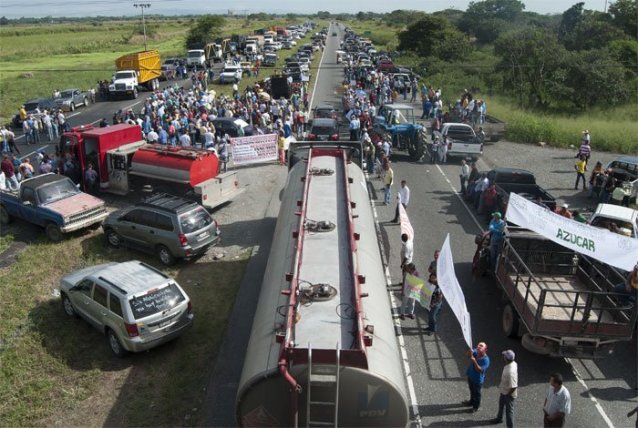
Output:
[187, 49, 206, 69]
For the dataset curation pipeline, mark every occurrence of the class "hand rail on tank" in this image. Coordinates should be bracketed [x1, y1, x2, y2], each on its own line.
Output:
[277, 146, 315, 427]
[340, 151, 368, 353]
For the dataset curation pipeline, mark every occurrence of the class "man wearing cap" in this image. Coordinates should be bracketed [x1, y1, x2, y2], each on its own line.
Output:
[491, 350, 518, 427]
[489, 212, 506, 271]
[555, 204, 572, 219]
[464, 342, 490, 412]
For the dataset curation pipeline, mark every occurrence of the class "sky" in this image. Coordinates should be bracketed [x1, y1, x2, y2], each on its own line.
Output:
[0, 0, 611, 19]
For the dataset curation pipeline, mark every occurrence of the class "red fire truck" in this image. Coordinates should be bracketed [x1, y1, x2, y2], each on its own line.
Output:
[58, 124, 243, 209]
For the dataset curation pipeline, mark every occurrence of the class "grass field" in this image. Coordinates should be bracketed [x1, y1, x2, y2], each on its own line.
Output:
[0, 17, 314, 122]
[0, 224, 249, 426]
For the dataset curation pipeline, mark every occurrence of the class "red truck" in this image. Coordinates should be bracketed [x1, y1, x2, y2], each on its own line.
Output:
[58, 124, 243, 209]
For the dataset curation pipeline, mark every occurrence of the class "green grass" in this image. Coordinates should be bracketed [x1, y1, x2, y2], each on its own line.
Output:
[0, 235, 14, 254]
[0, 228, 250, 426]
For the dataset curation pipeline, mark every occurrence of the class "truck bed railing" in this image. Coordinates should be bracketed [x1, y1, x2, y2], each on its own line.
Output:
[498, 241, 637, 340]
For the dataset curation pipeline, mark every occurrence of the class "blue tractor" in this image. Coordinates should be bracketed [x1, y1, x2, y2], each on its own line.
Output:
[373, 103, 426, 160]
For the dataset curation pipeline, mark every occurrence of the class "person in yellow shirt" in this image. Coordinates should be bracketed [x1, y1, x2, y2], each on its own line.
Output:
[574, 155, 587, 191]
[19, 105, 27, 122]
[277, 131, 285, 166]
[384, 163, 394, 205]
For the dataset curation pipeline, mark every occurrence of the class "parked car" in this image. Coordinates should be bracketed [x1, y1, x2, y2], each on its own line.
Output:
[219, 64, 242, 83]
[606, 156, 638, 204]
[25, 98, 56, 116]
[54, 88, 90, 112]
[161, 58, 180, 80]
[313, 103, 338, 120]
[102, 193, 221, 266]
[307, 118, 339, 141]
[262, 53, 278, 67]
[433, 123, 483, 160]
[589, 203, 638, 239]
[60, 260, 193, 357]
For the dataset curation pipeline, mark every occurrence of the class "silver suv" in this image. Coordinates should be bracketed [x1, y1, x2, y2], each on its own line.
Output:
[103, 194, 220, 266]
[60, 261, 193, 357]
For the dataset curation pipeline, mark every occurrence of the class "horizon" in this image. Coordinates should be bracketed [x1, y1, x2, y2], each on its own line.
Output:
[0, 0, 610, 19]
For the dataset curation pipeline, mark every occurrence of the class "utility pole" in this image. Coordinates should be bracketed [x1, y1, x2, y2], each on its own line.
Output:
[133, 3, 151, 51]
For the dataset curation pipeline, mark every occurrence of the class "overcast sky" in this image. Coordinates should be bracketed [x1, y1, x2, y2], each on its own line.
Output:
[1, 0, 610, 19]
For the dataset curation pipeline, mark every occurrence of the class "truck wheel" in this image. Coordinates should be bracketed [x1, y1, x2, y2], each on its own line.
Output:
[105, 229, 121, 247]
[157, 245, 176, 266]
[0, 205, 11, 224]
[502, 303, 521, 338]
[45, 223, 63, 242]
[408, 136, 425, 160]
[84, 97, 89, 106]
[106, 328, 129, 358]
[70, 103, 75, 112]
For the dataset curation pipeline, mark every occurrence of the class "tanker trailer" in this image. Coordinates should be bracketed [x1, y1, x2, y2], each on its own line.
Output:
[236, 145, 409, 427]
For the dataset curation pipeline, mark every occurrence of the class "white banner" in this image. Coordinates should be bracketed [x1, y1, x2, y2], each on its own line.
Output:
[230, 133, 278, 165]
[437, 234, 473, 349]
[506, 193, 638, 272]
[399, 203, 414, 241]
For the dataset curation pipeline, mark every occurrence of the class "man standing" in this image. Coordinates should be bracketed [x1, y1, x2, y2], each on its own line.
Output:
[579, 131, 591, 165]
[383, 162, 394, 205]
[349, 115, 361, 141]
[1, 155, 19, 190]
[400, 262, 418, 320]
[543, 373, 571, 427]
[464, 342, 490, 412]
[399, 232, 413, 284]
[574, 155, 587, 190]
[491, 350, 518, 427]
[424, 274, 443, 335]
[489, 212, 506, 271]
[391, 180, 410, 223]
[460, 159, 470, 194]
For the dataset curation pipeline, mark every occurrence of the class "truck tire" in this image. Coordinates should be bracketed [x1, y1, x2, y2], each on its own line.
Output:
[62, 293, 78, 318]
[105, 229, 121, 247]
[0, 205, 11, 224]
[84, 97, 89, 106]
[502, 303, 521, 338]
[70, 103, 75, 112]
[408, 134, 425, 160]
[106, 328, 129, 358]
[45, 223, 64, 242]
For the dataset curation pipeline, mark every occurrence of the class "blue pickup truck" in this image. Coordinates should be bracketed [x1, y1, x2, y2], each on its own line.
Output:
[0, 174, 108, 241]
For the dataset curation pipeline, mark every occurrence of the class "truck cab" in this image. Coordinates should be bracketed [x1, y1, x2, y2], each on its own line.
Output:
[187, 49, 206, 69]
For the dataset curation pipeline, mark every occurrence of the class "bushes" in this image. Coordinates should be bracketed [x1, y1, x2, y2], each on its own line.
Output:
[487, 97, 638, 153]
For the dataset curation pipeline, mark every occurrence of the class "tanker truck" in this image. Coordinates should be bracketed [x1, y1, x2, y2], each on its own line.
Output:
[58, 123, 243, 209]
[109, 50, 162, 99]
[236, 144, 409, 427]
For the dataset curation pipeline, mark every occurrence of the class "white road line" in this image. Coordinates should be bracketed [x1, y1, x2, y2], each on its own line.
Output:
[308, 24, 328, 111]
[566, 357, 614, 428]
[433, 162, 615, 427]
[367, 173, 422, 427]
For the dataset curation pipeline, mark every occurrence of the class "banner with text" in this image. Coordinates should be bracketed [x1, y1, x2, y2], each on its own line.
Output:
[405, 273, 435, 307]
[506, 192, 638, 272]
[437, 234, 473, 349]
[231, 133, 278, 166]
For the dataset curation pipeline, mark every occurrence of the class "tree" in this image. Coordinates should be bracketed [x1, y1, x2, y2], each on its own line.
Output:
[317, 11, 331, 19]
[558, 2, 585, 40]
[398, 15, 471, 61]
[562, 12, 628, 51]
[608, 0, 638, 37]
[494, 29, 569, 107]
[185, 15, 225, 49]
[459, 0, 525, 43]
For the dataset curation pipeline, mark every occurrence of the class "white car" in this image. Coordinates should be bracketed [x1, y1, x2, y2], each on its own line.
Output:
[219, 64, 243, 83]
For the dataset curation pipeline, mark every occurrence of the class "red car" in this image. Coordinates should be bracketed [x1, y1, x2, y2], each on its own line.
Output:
[377, 59, 394, 72]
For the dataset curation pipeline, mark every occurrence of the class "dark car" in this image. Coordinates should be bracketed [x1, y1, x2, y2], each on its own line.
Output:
[313, 103, 337, 120]
[24, 98, 57, 116]
[307, 118, 339, 141]
[211, 118, 258, 138]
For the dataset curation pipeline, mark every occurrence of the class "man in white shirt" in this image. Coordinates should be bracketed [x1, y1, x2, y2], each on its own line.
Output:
[178, 130, 191, 147]
[491, 350, 518, 427]
[392, 180, 410, 223]
[146, 128, 159, 143]
[543, 373, 571, 427]
[399, 232, 414, 290]
[460, 159, 470, 194]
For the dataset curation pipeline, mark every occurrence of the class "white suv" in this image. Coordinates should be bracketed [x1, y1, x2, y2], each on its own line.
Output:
[60, 261, 193, 357]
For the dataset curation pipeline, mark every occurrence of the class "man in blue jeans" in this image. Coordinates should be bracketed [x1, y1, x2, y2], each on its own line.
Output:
[424, 273, 443, 334]
[464, 342, 490, 412]
[489, 212, 506, 271]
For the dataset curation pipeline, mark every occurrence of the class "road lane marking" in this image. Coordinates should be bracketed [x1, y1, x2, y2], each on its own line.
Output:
[433, 161, 615, 427]
[367, 174, 422, 427]
[308, 24, 329, 111]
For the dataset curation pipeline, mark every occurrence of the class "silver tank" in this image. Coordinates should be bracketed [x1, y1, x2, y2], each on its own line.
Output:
[236, 148, 409, 427]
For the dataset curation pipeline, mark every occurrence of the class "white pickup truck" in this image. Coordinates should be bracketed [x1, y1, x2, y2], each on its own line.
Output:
[589, 203, 638, 239]
[434, 122, 483, 160]
[219, 64, 242, 84]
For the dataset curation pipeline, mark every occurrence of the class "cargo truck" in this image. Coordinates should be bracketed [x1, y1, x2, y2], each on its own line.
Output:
[494, 227, 637, 358]
[109, 50, 161, 100]
[58, 124, 244, 209]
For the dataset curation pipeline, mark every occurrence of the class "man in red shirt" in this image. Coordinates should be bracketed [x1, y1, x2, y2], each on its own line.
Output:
[481, 184, 498, 217]
[1, 155, 19, 190]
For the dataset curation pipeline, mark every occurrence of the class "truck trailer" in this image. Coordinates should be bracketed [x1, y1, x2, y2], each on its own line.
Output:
[59, 124, 243, 209]
[236, 145, 409, 427]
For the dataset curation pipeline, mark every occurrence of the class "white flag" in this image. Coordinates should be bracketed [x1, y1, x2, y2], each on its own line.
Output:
[437, 234, 473, 348]
[399, 203, 414, 241]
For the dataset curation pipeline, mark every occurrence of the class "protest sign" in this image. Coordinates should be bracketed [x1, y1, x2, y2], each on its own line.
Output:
[231, 133, 278, 165]
[405, 273, 435, 307]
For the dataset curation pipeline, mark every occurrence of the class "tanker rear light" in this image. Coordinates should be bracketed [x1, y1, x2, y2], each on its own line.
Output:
[178, 233, 188, 247]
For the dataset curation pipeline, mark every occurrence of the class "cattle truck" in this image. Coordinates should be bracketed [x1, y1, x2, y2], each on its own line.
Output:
[236, 145, 409, 427]
[59, 124, 243, 209]
[496, 227, 637, 358]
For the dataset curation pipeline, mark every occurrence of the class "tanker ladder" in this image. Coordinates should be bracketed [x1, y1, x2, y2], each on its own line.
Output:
[306, 342, 341, 427]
